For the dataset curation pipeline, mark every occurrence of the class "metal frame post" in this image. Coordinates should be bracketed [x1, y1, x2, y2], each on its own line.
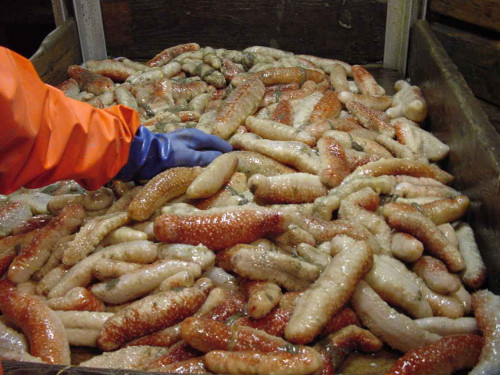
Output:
[383, 0, 425, 76]
[72, 0, 108, 61]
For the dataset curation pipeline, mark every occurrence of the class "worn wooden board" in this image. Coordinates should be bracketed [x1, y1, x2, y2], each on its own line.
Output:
[100, 0, 387, 64]
[1, 351, 398, 375]
[2, 349, 401, 374]
[431, 22, 500, 106]
[1, 360, 160, 375]
[480, 99, 500, 133]
[430, 0, 500, 32]
[30, 19, 82, 86]
[409, 20, 500, 293]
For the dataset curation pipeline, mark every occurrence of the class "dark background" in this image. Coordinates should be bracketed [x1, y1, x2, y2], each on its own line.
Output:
[0, 1, 55, 57]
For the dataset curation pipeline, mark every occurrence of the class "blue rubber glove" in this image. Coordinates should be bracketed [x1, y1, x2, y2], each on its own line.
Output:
[115, 127, 233, 181]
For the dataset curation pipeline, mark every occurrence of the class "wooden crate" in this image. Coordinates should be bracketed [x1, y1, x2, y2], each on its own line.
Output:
[431, 23, 500, 107]
[430, 0, 500, 32]
[6, 4, 500, 374]
[29, 5, 500, 293]
[408, 20, 500, 293]
[429, 0, 500, 108]
[99, 0, 387, 64]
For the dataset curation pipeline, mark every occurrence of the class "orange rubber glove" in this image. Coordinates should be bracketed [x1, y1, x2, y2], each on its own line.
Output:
[0, 46, 141, 194]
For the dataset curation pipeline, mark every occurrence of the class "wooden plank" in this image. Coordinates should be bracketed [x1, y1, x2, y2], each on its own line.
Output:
[52, 0, 70, 27]
[1, 360, 142, 374]
[480, 99, 500, 133]
[30, 19, 82, 85]
[431, 22, 500, 106]
[409, 20, 500, 293]
[100, 0, 387, 63]
[430, 0, 500, 32]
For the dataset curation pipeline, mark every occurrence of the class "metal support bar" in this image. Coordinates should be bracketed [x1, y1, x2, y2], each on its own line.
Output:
[52, 0, 69, 27]
[72, 0, 107, 61]
[383, 0, 422, 76]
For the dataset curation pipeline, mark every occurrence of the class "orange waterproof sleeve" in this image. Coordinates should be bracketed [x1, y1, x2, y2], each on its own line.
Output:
[0, 47, 141, 194]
